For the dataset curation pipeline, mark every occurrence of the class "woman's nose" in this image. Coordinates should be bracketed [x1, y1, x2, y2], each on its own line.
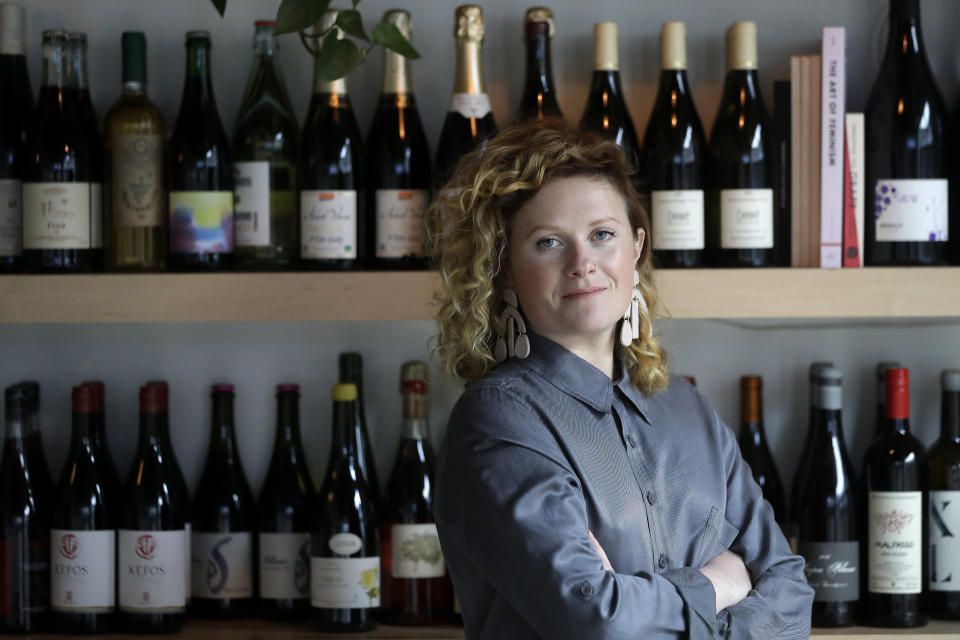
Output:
[567, 244, 598, 278]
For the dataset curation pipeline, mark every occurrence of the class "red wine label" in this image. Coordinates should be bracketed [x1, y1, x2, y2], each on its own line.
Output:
[375, 189, 427, 258]
[719, 188, 774, 249]
[450, 93, 491, 119]
[234, 162, 271, 248]
[930, 490, 960, 592]
[191, 531, 253, 600]
[651, 190, 704, 250]
[259, 532, 310, 600]
[874, 179, 948, 242]
[113, 134, 163, 228]
[390, 523, 445, 578]
[22, 182, 93, 249]
[168, 191, 234, 254]
[117, 529, 186, 612]
[798, 540, 858, 602]
[0, 179, 22, 257]
[868, 491, 922, 594]
[50, 529, 115, 612]
[310, 555, 380, 609]
[300, 190, 357, 259]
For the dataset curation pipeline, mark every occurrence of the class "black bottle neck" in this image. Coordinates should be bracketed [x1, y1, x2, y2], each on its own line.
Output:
[941, 389, 960, 441]
[888, 0, 924, 56]
[721, 68, 762, 105]
[884, 416, 911, 436]
[811, 407, 845, 441]
[273, 392, 305, 456]
[524, 30, 556, 97]
[339, 365, 367, 424]
[182, 39, 217, 111]
[208, 393, 239, 464]
[740, 421, 768, 447]
[137, 409, 173, 453]
[328, 400, 361, 468]
[68, 410, 102, 458]
[40, 37, 66, 89]
[657, 69, 690, 99]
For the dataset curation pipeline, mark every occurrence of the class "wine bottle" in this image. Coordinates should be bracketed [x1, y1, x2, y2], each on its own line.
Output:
[0, 3, 31, 272]
[516, 7, 561, 123]
[874, 361, 902, 439]
[118, 382, 188, 633]
[864, 0, 948, 266]
[0, 382, 53, 633]
[104, 31, 165, 271]
[51, 383, 121, 633]
[434, 5, 497, 192]
[706, 22, 776, 267]
[379, 362, 452, 625]
[367, 10, 431, 270]
[232, 20, 299, 270]
[928, 369, 960, 619]
[258, 384, 315, 620]
[339, 353, 381, 507]
[167, 30, 233, 271]
[312, 383, 380, 632]
[861, 368, 927, 627]
[300, 10, 367, 271]
[795, 367, 859, 627]
[737, 375, 785, 523]
[645, 22, 708, 269]
[191, 384, 256, 618]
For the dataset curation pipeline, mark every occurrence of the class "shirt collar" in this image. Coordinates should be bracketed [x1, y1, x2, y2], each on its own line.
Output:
[521, 331, 615, 412]
[614, 364, 650, 422]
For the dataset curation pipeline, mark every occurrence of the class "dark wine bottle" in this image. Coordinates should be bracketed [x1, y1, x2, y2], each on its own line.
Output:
[737, 375, 785, 523]
[300, 10, 367, 271]
[928, 369, 960, 619]
[312, 383, 380, 633]
[434, 5, 497, 192]
[0, 382, 53, 633]
[118, 382, 188, 633]
[874, 361, 902, 439]
[0, 4, 31, 272]
[864, 0, 948, 266]
[339, 353, 381, 507]
[167, 30, 233, 271]
[516, 7, 561, 123]
[232, 20, 299, 271]
[258, 384, 315, 620]
[706, 22, 776, 267]
[795, 367, 859, 627]
[861, 368, 927, 627]
[645, 22, 708, 269]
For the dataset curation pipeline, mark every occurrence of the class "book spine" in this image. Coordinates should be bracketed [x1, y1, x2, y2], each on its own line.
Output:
[845, 113, 865, 266]
[842, 120, 860, 267]
[819, 27, 845, 268]
[774, 80, 792, 267]
[790, 56, 803, 267]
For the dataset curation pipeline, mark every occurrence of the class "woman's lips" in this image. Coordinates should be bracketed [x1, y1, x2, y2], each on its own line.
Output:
[563, 287, 606, 299]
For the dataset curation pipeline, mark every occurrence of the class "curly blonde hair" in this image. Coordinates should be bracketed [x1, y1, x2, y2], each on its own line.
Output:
[429, 119, 669, 395]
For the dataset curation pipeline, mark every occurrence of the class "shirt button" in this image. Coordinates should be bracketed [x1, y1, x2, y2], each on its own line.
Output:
[658, 554, 668, 570]
[626, 433, 637, 448]
[580, 582, 595, 597]
[646, 491, 656, 506]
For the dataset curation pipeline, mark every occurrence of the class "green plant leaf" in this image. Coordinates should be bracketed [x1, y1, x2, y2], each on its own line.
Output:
[371, 21, 420, 59]
[315, 36, 363, 81]
[274, 0, 332, 36]
[335, 10, 368, 42]
[209, 0, 227, 16]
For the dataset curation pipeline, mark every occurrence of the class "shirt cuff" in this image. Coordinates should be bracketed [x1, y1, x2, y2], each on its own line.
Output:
[661, 567, 724, 637]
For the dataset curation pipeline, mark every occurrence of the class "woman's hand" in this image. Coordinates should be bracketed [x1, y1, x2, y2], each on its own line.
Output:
[587, 530, 614, 572]
[699, 550, 751, 613]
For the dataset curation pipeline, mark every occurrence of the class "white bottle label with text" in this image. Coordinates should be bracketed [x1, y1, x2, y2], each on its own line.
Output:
[234, 161, 271, 247]
[22, 182, 92, 249]
[311, 556, 380, 609]
[259, 532, 311, 600]
[391, 523, 445, 578]
[191, 531, 253, 599]
[90, 183, 102, 248]
[300, 190, 357, 259]
[874, 179, 948, 242]
[930, 490, 960, 592]
[719, 188, 774, 249]
[118, 529, 186, 611]
[375, 189, 426, 258]
[0, 179, 22, 256]
[868, 491, 922, 594]
[651, 190, 704, 250]
[50, 529, 115, 612]
[450, 93, 492, 119]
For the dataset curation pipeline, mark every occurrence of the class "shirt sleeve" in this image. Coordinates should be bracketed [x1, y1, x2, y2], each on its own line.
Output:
[435, 385, 724, 640]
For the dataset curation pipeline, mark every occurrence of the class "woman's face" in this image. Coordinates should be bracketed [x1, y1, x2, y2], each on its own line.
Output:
[507, 175, 643, 350]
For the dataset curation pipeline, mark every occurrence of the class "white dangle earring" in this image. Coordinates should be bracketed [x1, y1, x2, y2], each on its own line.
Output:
[494, 288, 531, 362]
[620, 271, 651, 347]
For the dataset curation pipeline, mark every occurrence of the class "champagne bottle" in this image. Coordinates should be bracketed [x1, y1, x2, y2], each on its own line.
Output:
[434, 5, 497, 192]
[645, 22, 708, 269]
[312, 383, 380, 633]
[0, 3, 31, 272]
[516, 7, 561, 123]
[232, 20, 299, 270]
[737, 375, 785, 523]
[104, 31, 165, 271]
[339, 353, 381, 507]
[300, 10, 367, 270]
[367, 10, 431, 270]
[167, 30, 233, 271]
[258, 384, 315, 620]
[864, 0, 948, 265]
[928, 369, 960, 619]
[861, 368, 927, 627]
[874, 361, 902, 439]
[707, 22, 776, 267]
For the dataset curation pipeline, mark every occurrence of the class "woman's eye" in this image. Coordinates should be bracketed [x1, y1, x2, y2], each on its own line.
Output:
[593, 229, 615, 241]
[536, 237, 560, 249]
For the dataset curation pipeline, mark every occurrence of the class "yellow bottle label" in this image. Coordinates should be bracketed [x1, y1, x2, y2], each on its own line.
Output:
[168, 191, 234, 254]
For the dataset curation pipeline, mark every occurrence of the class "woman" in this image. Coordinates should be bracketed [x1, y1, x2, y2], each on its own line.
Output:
[430, 120, 813, 639]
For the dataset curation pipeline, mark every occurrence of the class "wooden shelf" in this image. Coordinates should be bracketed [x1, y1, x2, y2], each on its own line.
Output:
[1, 267, 957, 323]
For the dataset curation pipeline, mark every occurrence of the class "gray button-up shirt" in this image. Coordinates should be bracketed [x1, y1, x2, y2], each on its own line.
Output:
[435, 332, 813, 639]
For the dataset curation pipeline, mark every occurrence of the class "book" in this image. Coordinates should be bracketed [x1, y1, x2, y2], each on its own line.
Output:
[820, 27, 845, 268]
[774, 80, 792, 267]
[843, 113, 865, 267]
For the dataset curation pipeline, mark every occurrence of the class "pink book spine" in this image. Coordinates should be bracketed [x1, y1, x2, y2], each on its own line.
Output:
[842, 125, 860, 267]
[819, 27, 845, 268]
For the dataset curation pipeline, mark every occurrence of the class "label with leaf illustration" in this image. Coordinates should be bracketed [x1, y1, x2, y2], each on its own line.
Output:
[190, 532, 253, 599]
[113, 134, 163, 228]
[311, 556, 380, 609]
[868, 491, 922, 594]
[390, 523, 445, 578]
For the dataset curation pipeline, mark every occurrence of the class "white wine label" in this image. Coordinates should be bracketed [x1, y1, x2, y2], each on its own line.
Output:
[0, 179, 22, 257]
[798, 540, 858, 602]
[390, 523, 445, 578]
[118, 529, 187, 612]
[113, 133, 163, 227]
[868, 491, 922, 594]
[234, 161, 271, 248]
[874, 179, 948, 242]
[311, 556, 380, 609]
[50, 529, 115, 612]
[375, 189, 427, 258]
[191, 531, 253, 600]
[259, 532, 311, 600]
[90, 183, 102, 248]
[22, 182, 92, 249]
[184, 523, 191, 601]
[169, 191, 234, 254]
[719, 188, 774, 249]
[651, 190, 705, 250]
[450, 93, 492, 119]
[300, 190, 357, 259]
[930, 490, 960, 592]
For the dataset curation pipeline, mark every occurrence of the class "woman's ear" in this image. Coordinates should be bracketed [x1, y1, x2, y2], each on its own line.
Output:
[634, 228, 645, 262]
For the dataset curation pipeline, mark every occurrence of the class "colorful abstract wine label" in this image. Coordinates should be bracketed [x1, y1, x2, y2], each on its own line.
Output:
[168, 191, 234, 254]
[874, 179, 948, 242]
[190, 532, 253, 600]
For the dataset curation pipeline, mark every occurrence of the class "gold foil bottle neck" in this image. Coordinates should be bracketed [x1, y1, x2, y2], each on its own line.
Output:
[660, 22, 687, 70]
[383, 9, 411, 40]
[593, 22, 617, 71]
[726, 21, 758, 71]
[314, 9, 339, 35]
[312, 9, 347, 94]
[455, 5, 484, 42]
[381, 9, 412, 94]
[453, 5, 485, 94]
[525, 7, 555, 38]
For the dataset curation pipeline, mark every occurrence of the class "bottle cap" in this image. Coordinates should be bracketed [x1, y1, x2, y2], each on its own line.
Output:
[740, 375, 761, 424]
[185, 30, 211, 43]
[876, 361, 901, 381]
[813, 366, 843, 410]
[660, 22, 686, 71]
[332, 383, 357, 402]
[211, 383, 235, 394]
[525, 7, 554, 38]
[885, 368, 909, 419]
[5, 381, 39, 417]
[140, 381, 168, 413]
[400, 361, 428, 394]
[383, 9, 411, 40]
[121, 31, 147, 85]
[42, 29, 68, 44]
[80, 380, 105, 412]
[276, 383, 300, 394]
[339, 352, 363, 373]
[808, 361, 834, 382]
[0, 3, 25, 55]
[67, 31, 87, 45]
[593, 22, 617, 71]
[726, 21, 757, 71]
[454, 5, 484, 41]
[254, 20, 276, 28]
[941, 369, 960, 392]
[72, 385, 98, 414]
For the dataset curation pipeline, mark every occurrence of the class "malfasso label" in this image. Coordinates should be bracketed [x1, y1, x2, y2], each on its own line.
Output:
[391, 524, 445, 579]
[375, 189, 427, 258]
[259, 532, 311, 600]
[0, 179, 22, 257]
[118, 529, 186, 611]
[168, 191, 234, 254]
[311, 556, 380, 609]
[719, 188, 774, 249]
[50, 529, 115, 612]
[651, 190, 704, 250]
[868, 491, 923, 594]
[798, 540, 859, 602]
[191, 532, 253, 599]
[234, 161, 271, 248]
[874, 179, 948, 242]
[113, 134, 163, 227]
[450, 93, 492, 119]
[300, 190, 357, 259]
[22, 182, 93, 249]
[930, 490, 960, 592]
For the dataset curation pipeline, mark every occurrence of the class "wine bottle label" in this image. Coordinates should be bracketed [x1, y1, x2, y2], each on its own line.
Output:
[22, 182, 93, 249]
[930, 490, 960, 592]
[390, 523, 445, 578]
[168, 191, 234, 254]
[0, 538, 49, 616]
[234, 161, 271, 248]
[0, 179, 22, 257]
[184, 522, 191, 602]
[117, 529, 187, 611]
[191, 531, 253, 600]
[300, 189, 357, 259]
[719, 188, 774, 249]
[450, 93, 492, 119]
[797, 540, 859, 602]
[259, 532, 311, 600]
[375, 189, 427, 258]
[651, 190, 705, 250]
[50, 529, 115, 612]
[874, 179, 948, 242]
[310, 556, 380, 609]
[867, 490, 922, 594]
[113, 134, 163, 228]
[90, 183, 102, 248]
